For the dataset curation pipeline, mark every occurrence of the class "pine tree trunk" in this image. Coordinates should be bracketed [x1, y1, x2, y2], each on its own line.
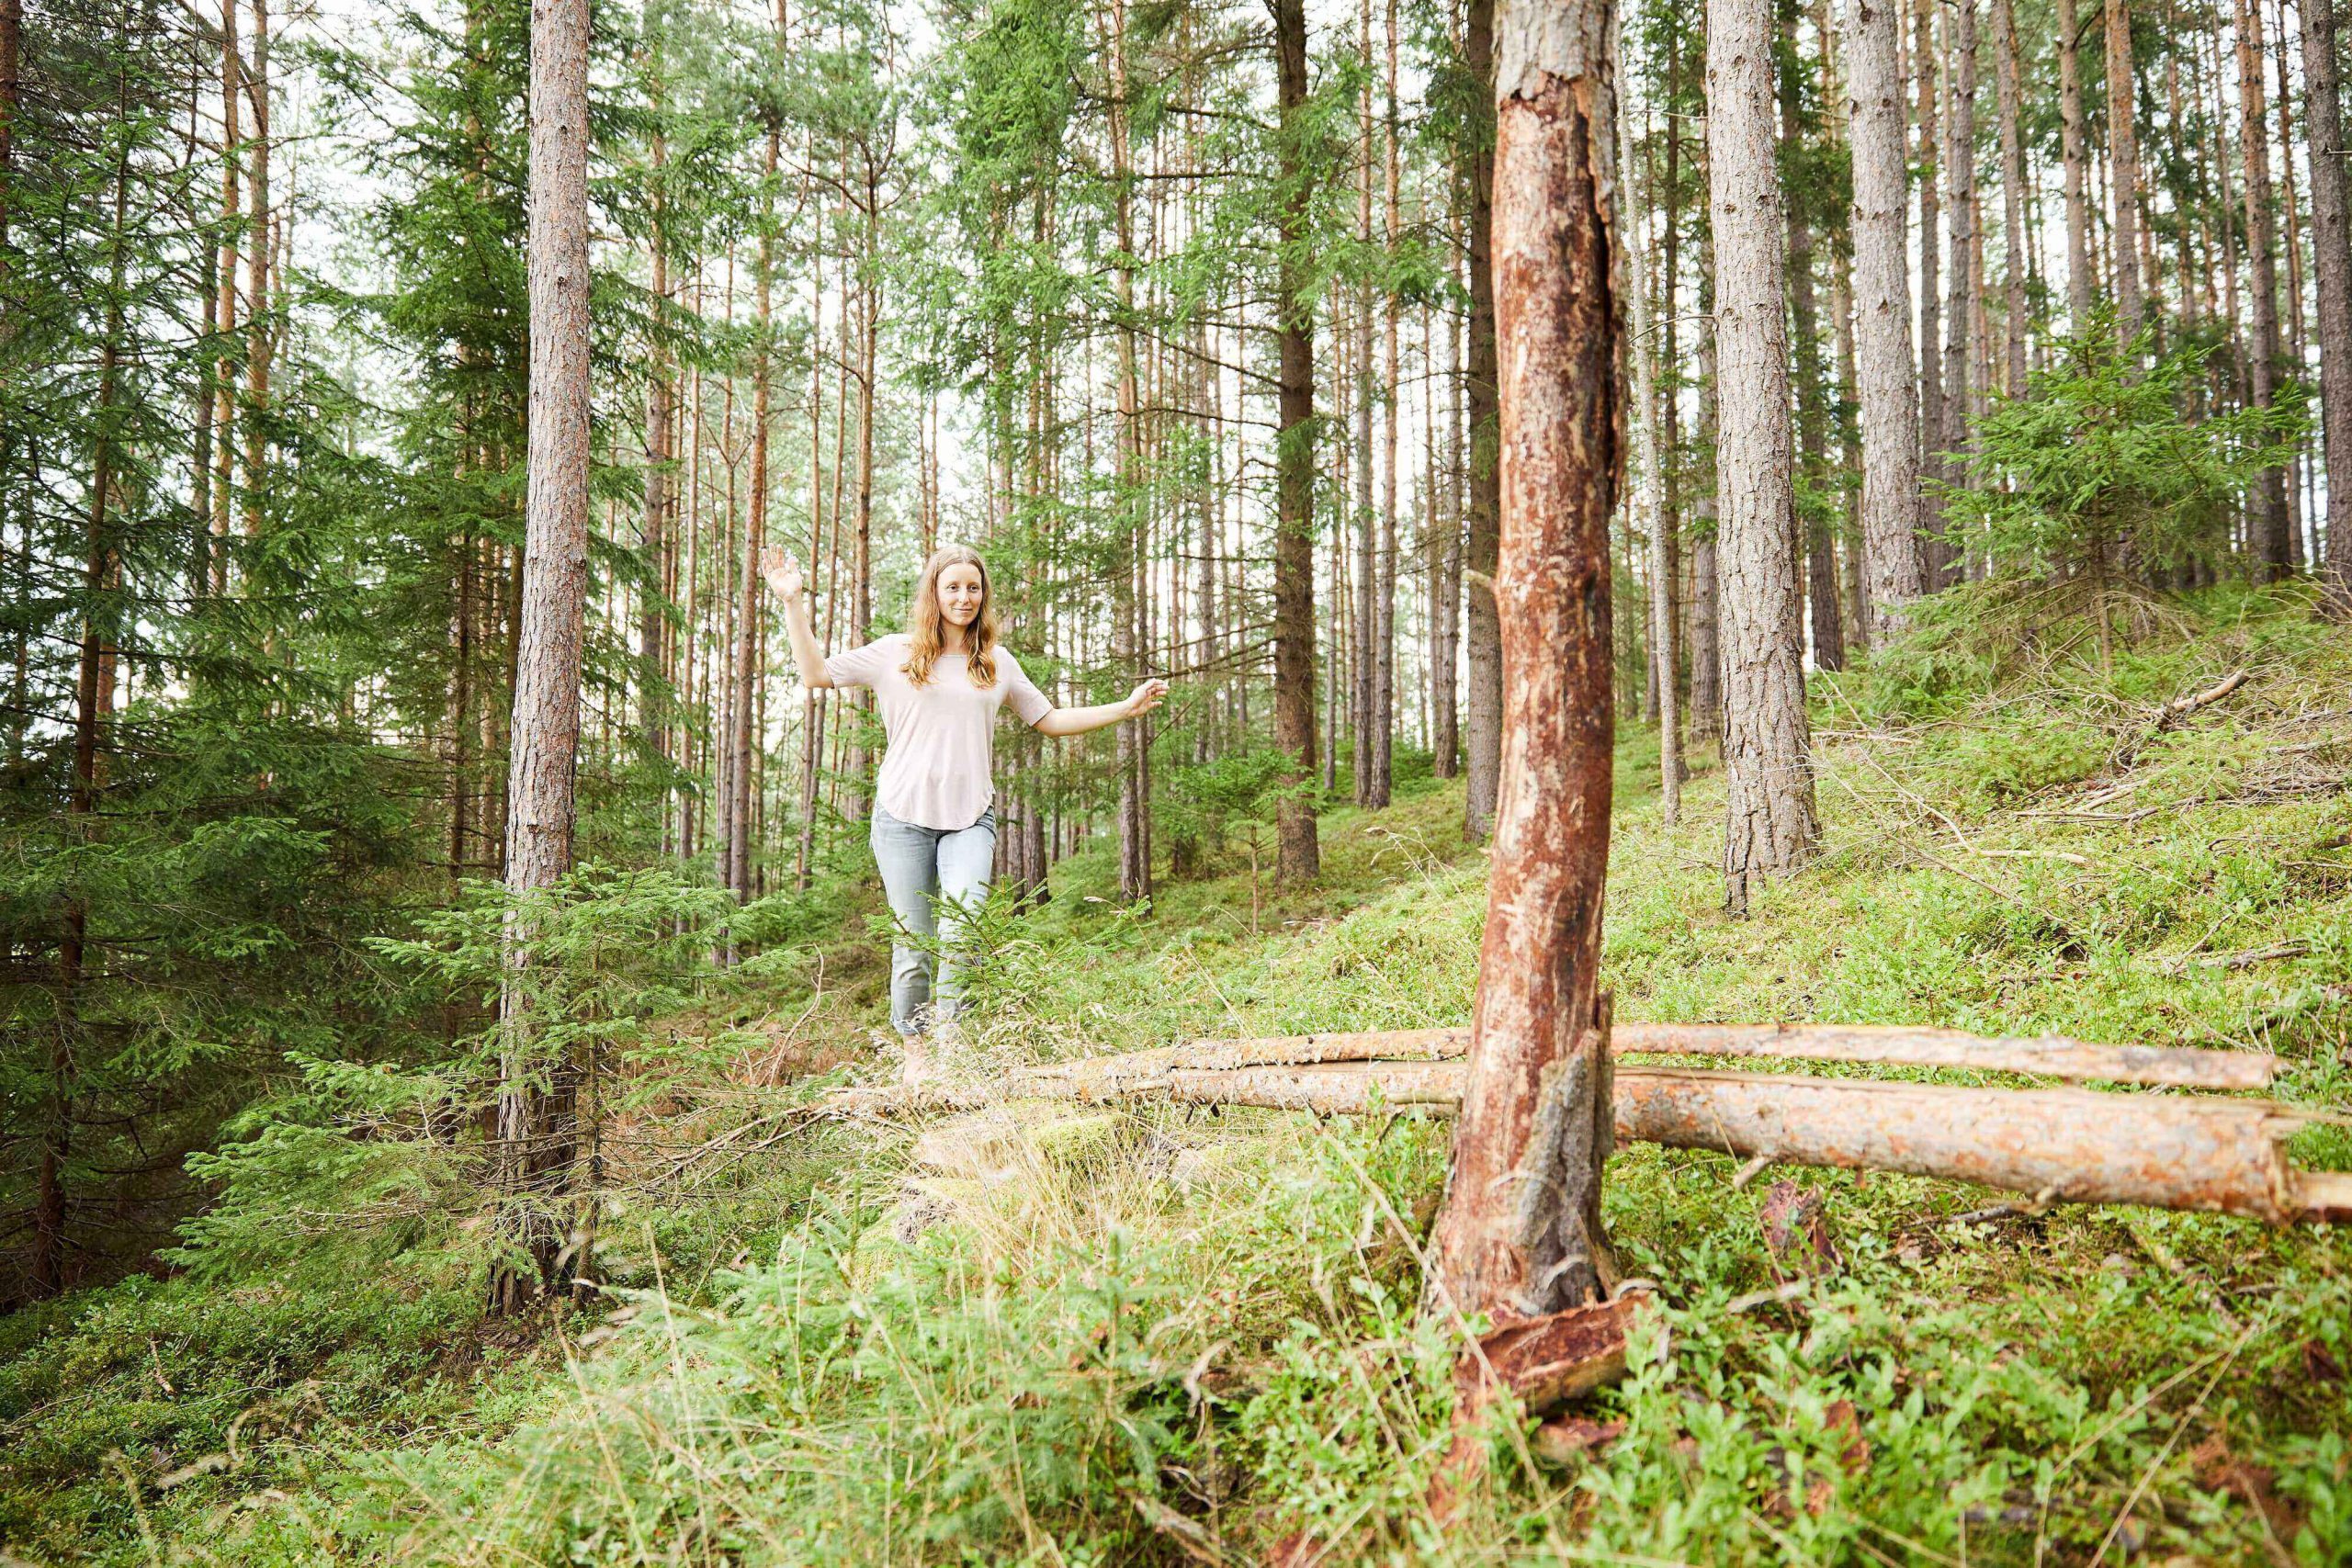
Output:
[731, 112, 779, 905]
[1781, 0, 1842, 671]
[1688, 305, 1722, 739]
[1992, 0, 2028, 395]
[2057, 0, 2094, 330]
[1623, 65, 1679, 823]
[2236, 0, 2291, 578]
[1427, 0, 1618, 1330]
[1712, 0, 1819, 916]
[211, 0, 239, 592]
[1430, 287, 1463, 774]
[2305, 0, 2352, 607]
[1272, 0, 1320, 882]
[1108, 0, 1149, 902]
[2103, 0, 2144, 345]
[1848, 0, 1925, 635]
[1373, 0, 1399, 807]
[1939, 0, 1977, 580]
[494, 0, 594, 1314]
[240, 0, 269, 540]
[1461, 0, 1503, 840]
[640, 65, 671, 774]
[1914, 0, 1946, 585]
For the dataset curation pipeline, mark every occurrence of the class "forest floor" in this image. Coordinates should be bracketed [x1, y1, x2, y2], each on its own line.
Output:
[5, 582, 2351, 1565]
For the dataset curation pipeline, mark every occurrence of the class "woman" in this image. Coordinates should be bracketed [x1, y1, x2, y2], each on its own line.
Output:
[763, 543, 1168, 1078]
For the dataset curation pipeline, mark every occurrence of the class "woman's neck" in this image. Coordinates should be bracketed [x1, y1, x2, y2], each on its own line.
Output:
[939, 623, 970, 655]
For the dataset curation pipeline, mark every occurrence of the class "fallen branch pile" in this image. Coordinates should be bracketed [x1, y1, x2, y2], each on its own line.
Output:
[857, 1022, 2350, 1226]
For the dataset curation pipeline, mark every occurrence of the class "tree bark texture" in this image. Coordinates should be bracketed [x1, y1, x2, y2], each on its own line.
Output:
[1710, 0, 1817, 917]
[495, 0, 594, 1313]
[1621, 62, 1679, 823]
[1272, 0, 1320, 882]
[1425, 0, 1620, 1325]
[1914, 0, 1946, 582]
[1991, 0, 2028, 396]
[2057, 0, 2093, 331]
[2103, 0, 2144, 345]
[1461, 0, 1502, 840]
[2304, 0, 2352, 606]
[1846, 0, 1924, 637]
[1938, 0, 1977, 583]
[2236, 0, 2291, 579]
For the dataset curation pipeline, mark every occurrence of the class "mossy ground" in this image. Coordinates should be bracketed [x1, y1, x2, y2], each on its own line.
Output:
[5, 585, 2348, 1564]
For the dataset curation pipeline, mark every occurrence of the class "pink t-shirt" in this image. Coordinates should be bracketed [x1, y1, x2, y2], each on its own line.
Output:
[825, 634, 1054, 830]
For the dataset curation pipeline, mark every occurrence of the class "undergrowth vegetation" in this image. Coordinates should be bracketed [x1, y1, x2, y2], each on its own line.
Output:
[5, 585, 2349, 1564]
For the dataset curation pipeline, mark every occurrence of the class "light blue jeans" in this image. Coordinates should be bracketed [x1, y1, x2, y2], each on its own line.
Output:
[870, 805, 996, 1038]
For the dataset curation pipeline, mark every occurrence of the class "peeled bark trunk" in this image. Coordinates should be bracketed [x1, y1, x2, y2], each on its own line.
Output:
[2306, 0, 2352, 608]
[1272, 0, 1319, 883]
[2103, 0, 2144, 346]
[1847, 0, 1924, 637]
[2237, 0, 2291, 579]
[494, 0, 594, 1314]
[1426, 0, 1620, 1326]
[1712, 0, 1818, 916]
[1461, 0, 1502, 840]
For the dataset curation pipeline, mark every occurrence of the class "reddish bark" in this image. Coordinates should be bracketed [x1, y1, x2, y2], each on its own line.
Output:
[1423, 0, 1620, 1331]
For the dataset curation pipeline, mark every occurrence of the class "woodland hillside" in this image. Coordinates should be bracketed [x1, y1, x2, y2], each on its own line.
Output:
[6, 0, 2352, 1557]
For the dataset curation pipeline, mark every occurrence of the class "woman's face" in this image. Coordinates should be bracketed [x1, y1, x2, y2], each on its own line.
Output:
[937, 562, 986, 629]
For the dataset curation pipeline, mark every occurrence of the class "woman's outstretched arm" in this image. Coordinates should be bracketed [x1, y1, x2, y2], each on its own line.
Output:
[1034, 679, 1170, 738]
[761, 547, 834, 689]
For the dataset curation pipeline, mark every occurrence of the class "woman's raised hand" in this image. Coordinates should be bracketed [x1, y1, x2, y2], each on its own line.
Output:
[1125, 677, 1170, 719]
[761, 545, 803, 602]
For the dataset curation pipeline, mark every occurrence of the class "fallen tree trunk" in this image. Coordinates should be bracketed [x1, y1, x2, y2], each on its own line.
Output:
[854, 1053, 2347, 1226]
[1144, 1058, 2346, 1225]
[1175, 1022, 2275, 1091]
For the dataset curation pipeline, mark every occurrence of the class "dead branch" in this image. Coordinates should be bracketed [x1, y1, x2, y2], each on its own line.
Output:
[2114, 668, 2251, 768]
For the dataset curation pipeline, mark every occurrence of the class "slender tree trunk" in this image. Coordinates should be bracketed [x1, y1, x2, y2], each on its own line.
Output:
[1992, 0, 2028, 394]
[1712, 0, 1819, 916]
[1461, 0, 1503, 840]
[40, 111, 133, 1302]
[1780, 0, 1842, 671]
[1373, 0, 1399, 807]
[211, 0, 239, 591]
[494, 0, 594, 1314]
[1688, 304, 1722, 739]
[2057, 0, 2093, 330]
[1849, 0, 1925, 635]
[1430, 283, 1463, 773]
[2103, 0, 2144, 345]
[1623, 62, 1679, 822]
[731, 110, 779, 904]
[1939, 0, 1977, 580]
[2304, 0, 2352, 606]
[2237, 0, 2290, 577]
[1427, 0, 1619, 1330]
[640, 63, 671, 776]
[1107, 0, 1149, 901]
[1915, 0, 1946, 584]
[240, 0, 268, 540]
[1272, 0, 1320, 881]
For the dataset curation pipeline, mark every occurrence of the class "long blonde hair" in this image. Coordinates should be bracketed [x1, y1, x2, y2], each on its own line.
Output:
[902, 545, 1001, 689]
